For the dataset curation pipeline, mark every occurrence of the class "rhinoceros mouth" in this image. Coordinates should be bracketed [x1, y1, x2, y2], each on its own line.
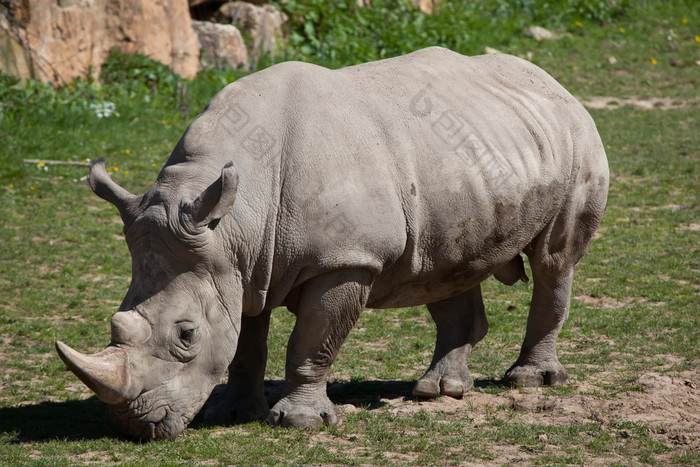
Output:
[108, 400, 187, 440]
[107, 382, 210, 440]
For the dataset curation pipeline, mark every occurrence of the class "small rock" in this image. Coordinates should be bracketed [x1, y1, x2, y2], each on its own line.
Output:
[524, 26, 556, 41]
[684, 379, 697, 389]
[526, 51, 534, 60]
[608, 56, 617, 65]
[618, 430, 630, 439]
[670, 58, 683, 67]
[485, 46, 502, 54]
[538, 434, 548, 442]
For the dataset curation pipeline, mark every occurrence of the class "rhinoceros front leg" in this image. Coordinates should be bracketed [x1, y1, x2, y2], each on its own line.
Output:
[413, 285, 488, 398]
[204, 308, 271, 424]
[504, 266, 574, 387]
[267, 269, 370, 428]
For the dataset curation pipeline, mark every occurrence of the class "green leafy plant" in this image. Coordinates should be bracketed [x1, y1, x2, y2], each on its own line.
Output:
[272, 0, 632, 67]
[100, 49, 186, 105]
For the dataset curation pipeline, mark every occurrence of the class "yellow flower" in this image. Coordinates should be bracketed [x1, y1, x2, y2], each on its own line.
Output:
[113, 167, 119, 172]
[696, 36, 700, 42]
[106, 168, 112, 172]
[575, 21, 582, 27]
[30, 186, 35, 190]
[9, 184, 14, 188]
[162, 120, 168, 124]
[27, 125, 32, 129]
[152, 163, 157, 167]
[619, 27, 625, 33]
[682, 18, 687, 24]
[38, 162, 45, 167]
[125, 149, 131, 155]
[125, 171, 130, 175]
[651, 57, 657, 64]
[29, 99, 33, 104]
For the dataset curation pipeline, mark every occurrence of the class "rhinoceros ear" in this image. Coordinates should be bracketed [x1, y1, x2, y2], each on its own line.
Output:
[88, 157, 142, 224]
[186, 162, 238, 228]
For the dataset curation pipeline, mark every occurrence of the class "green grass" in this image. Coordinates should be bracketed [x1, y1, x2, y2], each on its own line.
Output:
[1, 0, 699, 464]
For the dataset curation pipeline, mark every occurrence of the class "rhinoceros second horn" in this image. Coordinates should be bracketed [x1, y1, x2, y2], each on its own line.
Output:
[88, 157, 142, 223]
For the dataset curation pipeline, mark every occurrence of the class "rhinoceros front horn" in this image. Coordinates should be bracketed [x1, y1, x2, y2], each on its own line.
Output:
[88, 157, 142, 224]
[55, 342, 135, 405]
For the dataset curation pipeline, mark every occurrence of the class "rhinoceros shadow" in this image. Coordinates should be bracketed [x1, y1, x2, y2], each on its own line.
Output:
[259, 379, 421, 410]
[0, 396, 113, 442]
[324, 377, 503, 409]
[198, 376, 504, 428]
[0, 378, 505, 440]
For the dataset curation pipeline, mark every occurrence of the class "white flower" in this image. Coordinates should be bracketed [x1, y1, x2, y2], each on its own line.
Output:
[89, 101, 119, 118]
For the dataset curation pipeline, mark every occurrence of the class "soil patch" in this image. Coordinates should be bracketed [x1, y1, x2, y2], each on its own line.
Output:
[335, 369, 700, 464]
[579, 96, 693, 110]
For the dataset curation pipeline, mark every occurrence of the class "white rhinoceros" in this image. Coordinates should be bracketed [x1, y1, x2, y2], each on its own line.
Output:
[56, 47, 608, 439]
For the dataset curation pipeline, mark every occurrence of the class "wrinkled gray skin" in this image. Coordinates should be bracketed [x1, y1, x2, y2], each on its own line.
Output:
[56, 47, 608, 439]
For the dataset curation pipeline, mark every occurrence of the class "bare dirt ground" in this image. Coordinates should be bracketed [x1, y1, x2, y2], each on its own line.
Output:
[579, 96, 695, 110]
[329, 369, 700, 464]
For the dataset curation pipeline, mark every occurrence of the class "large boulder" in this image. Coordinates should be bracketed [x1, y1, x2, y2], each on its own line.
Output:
[212, 1, 287, 67]
[192, 20, 248, 70]
[0, 0, 200, 84]
[0, 13, 34, 80]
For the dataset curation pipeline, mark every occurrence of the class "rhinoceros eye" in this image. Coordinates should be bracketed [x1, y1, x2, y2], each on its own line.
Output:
[171, 324, 199, 361]
[180, 328, 195, 344]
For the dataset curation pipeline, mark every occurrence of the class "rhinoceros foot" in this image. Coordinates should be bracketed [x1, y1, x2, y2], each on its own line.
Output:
[203, 391, 269, 425]
[267, 390, 339, 428]
[503, 361, 568, 387]
[412, 372, 473, 398]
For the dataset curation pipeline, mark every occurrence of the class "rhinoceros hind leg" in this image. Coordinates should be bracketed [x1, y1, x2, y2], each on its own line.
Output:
[204, 309, 271, 424]
[413, 285, 487, 398]
[503, 262, 574, 388]
[268, 269, 371, 428]
[506, 185, 606, 387]
[506, 164, 607, 387]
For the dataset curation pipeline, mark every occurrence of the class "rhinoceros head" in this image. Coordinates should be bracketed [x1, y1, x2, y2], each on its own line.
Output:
[56, 157, 241, 439]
